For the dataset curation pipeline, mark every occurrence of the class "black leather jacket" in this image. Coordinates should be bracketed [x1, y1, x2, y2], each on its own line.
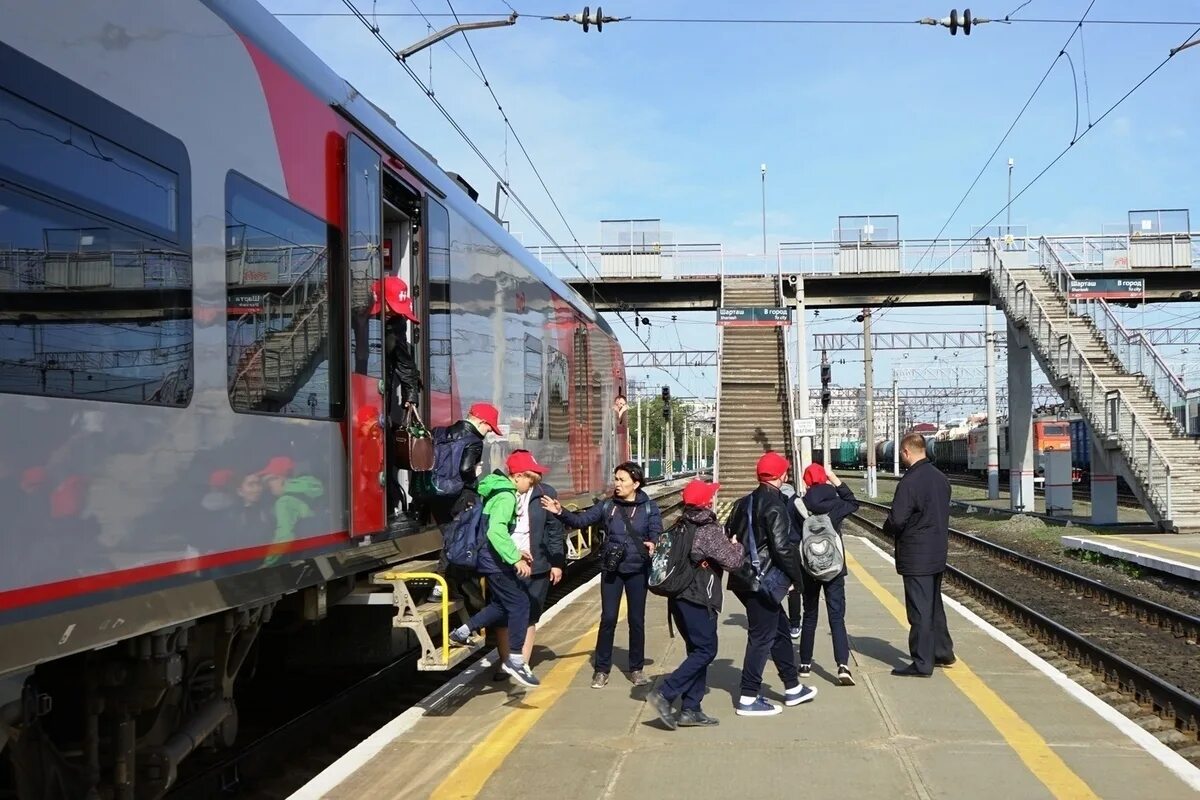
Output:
[439, 419, 484, 492]
[726, 483, 807, 595]
[387, 336, 421, 419]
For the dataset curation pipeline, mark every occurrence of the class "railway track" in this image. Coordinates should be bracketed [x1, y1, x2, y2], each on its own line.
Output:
[850, 500, 1200, 755]
[166, 479, 691, 799]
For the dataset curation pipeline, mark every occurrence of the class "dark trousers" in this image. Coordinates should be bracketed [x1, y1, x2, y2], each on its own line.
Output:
[660, 599, 718, 712]
[798, 573, 850, 666]
[903, 572, 955, 674]
[787, 587, 803, 629]
[736, 591, 798, 697]
[467, 569, 529, 655]
[595, 570, 647, 673]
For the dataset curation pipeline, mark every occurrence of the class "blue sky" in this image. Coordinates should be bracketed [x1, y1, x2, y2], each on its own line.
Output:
[264, 0, 1200, 420]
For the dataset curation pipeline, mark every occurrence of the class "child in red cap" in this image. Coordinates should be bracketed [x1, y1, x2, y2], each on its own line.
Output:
[796, 463, 860, 685]
[649, 480, 747, 730]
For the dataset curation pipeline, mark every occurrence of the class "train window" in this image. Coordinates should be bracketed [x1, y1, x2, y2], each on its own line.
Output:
[0, 86, 179, 238]
[1041, 424, 1067, 436]
[547, 346, 569, 442]
[0, 186, 192, 406]
[425, 198, 452, 405]
[524, 334, 544, 440]
[225, 172, 338, 418]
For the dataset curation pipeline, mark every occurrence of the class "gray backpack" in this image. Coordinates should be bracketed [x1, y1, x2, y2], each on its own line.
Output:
[793, 495, 844, 581]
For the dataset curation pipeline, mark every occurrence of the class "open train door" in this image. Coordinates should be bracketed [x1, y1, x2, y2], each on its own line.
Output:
[345, 135, 386, 537]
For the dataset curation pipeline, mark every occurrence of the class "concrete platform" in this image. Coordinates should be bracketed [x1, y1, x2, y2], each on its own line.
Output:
[1062, 533, 1200, 582]
[292, 537, 1200, 800]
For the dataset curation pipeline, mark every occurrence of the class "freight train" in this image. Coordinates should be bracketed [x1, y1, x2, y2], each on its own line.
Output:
[0, 2, 626, 797]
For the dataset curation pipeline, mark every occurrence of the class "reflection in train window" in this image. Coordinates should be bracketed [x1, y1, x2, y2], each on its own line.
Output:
[425, 198, 452, 410]
[524, 334, 544, 440]
[0, 86, 179, 238]
[0, 185, 192, 405]
[547, 346, 569, 442]
[225, 172, 338, 418]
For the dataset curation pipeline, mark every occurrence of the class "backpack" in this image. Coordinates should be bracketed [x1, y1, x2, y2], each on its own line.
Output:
[740, 496, 790, 603]
[426, 426, 472, 498]
[648, 520, 699, 598]
[442, 500, 486, 569]
[793, 496, 844, 581]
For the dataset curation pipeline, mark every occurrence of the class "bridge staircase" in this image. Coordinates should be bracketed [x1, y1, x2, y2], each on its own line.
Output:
[230, 253, 329, 412]
[987, 238, 1200, 531]
[715, 276, 795, 498]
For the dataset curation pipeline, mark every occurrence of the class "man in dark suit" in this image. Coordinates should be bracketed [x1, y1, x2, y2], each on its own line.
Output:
[885, 433, 956, 677]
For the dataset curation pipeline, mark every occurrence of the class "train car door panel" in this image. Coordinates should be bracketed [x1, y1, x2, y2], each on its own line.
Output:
[346, 135, 386, 537]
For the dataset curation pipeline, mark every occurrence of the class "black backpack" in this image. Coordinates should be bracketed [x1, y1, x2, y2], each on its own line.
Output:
[648, 520, 699, 598]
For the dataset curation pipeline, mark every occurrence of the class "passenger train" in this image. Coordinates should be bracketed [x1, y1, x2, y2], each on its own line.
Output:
[0, 2, 625, 795]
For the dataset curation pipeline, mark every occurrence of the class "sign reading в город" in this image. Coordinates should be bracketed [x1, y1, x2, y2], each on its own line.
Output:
[717, 307, 792, 326]
[1067, 278, 1145, 299]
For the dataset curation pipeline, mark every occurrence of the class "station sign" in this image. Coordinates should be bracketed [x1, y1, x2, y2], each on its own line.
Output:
[793, 418, 817, 438]
[717, 307, 791, 326]
[1067, 278, 1145, 299]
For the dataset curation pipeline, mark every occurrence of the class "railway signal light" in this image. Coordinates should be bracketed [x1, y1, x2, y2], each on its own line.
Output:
[821, 388, 832, 411]
[820, 363, 831, 387]
[662, 386, 671, 419]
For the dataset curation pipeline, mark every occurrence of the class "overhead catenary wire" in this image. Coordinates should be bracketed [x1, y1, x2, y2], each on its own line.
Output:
[877, 22, 1200, 317]
[274, 11, 1200, 27]
[898, 0, 1097, 287]
[336, 0, 697, 398]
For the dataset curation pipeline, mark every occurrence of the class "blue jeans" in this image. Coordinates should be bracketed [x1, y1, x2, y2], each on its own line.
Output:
[798, 573, 850, 667]
[736, 591, 798, 697]
[660, 599, 718, 711]
[467, 568, 530, 655]
[595, 570, 647, 673]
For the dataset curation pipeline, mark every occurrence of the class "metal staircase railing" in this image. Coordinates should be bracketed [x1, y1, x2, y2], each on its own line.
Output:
[1038, 236, 1187, 433]
[230, 247, 329, 408]
[987, 237, 1174, 525]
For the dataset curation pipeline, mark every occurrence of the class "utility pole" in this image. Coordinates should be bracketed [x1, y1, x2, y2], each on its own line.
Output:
[892, 376, 900, 476]
[760, 163, 767, 259]
[794, 285, 811, 469]
[862, 308, 877, 498]
[821, 350, 831, 469]
[1006, 157, 1015, 238]
[985, 306, 1000, 499]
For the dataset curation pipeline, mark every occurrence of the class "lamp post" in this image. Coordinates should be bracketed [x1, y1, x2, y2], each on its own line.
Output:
[760, 163, 767, 259]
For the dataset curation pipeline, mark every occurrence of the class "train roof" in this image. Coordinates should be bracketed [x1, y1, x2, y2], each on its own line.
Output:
[203, 0, 611, 336]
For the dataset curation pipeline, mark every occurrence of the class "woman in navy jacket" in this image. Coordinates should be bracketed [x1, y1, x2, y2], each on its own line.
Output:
[542, 461, 662, 688]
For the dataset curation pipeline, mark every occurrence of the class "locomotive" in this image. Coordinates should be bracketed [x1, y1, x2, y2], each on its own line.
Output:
[0, 1, 624, 795]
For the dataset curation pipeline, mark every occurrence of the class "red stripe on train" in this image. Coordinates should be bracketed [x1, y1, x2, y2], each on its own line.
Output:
[0, 531, 349, 612]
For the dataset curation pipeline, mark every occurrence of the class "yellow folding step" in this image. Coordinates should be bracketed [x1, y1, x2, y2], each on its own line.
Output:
[373, 571, 482, 671]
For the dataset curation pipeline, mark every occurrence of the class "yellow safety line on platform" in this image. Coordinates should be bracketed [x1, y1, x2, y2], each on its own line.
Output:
[428, 598, 623, 800]
[845, 550, 1100, 800]
[1103, 535, 1200, 563]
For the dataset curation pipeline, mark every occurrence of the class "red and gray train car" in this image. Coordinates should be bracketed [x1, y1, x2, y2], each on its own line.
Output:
[0, 1, 625, 795]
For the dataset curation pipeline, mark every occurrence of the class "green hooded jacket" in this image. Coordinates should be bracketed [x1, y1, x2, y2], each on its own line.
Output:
[271, 475, 324, 545]
[477, 472, 519, 565]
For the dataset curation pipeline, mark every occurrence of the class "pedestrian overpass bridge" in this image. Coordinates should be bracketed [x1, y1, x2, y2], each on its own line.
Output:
[533, 232, 1200, 310]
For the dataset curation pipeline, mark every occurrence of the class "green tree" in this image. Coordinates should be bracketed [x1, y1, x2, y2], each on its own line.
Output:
[629, 396, 715, 469]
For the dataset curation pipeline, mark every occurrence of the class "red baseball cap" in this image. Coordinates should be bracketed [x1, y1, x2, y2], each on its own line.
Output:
[21, 466, 47, 492]
[369, 276, 419, 323]
[209, 468, 235, 489]
[802, 463, 828, 487]
[756, 451, 791, 481]
[256, 456, 295, 478]
[506, 450, 546, 475]
[468, 402, 501, 432]
[682, 479, 720, 508]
